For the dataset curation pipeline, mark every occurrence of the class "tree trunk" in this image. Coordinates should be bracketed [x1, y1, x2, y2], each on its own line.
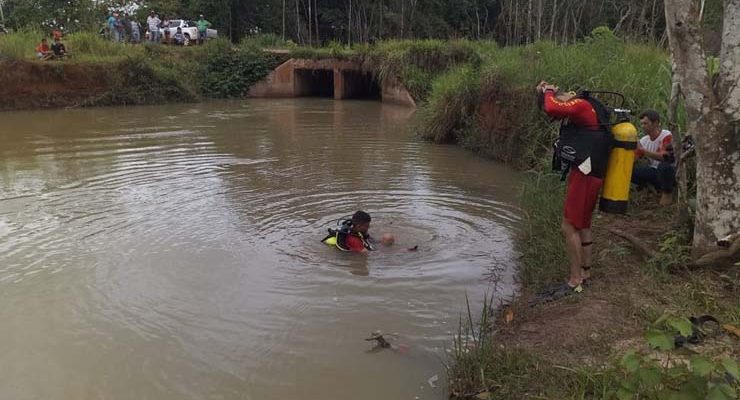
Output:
[664, 0, 740, 256]
[307, 0, 312, 46]
[549, 0, 557, 39]
[314, 0, 319, 45]
[295, 0, 302, 44]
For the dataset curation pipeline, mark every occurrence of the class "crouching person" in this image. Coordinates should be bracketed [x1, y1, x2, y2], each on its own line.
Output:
[632, 110, 676, 206]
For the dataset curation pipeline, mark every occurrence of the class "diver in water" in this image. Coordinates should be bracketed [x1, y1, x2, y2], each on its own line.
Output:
[322, 211, 395, 254]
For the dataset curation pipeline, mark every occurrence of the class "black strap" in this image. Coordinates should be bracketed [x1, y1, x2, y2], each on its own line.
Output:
[582, 265, 592, 271]
[581, 241, 593, 246]
[614, 140, 637, 150]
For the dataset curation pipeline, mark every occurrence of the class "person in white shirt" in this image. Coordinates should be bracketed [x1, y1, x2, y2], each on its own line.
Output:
[146, 11, 161, 43]
[631, 110, 675, 206]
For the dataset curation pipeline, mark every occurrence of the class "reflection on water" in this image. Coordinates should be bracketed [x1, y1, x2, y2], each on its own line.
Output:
[0, 99, 520, 400]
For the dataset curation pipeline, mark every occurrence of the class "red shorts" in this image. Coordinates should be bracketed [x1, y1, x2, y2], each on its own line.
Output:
[564, 170, 603, 230]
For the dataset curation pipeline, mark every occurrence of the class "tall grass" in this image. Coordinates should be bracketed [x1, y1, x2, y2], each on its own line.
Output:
[363, 39, 480, 99]
[517, 172, 568, 289]
[0, 29, 44, 59]
[416, 28, 673, 169]
[65, 31, 144, 62]
[416, 65, 481, 143]
[446, 293, 618, 398]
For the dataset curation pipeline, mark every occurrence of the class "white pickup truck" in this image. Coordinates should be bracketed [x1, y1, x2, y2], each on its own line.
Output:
[160, 19, 218, 44]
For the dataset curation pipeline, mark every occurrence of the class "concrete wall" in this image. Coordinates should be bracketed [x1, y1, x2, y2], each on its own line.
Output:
[248, 58, 415, 108]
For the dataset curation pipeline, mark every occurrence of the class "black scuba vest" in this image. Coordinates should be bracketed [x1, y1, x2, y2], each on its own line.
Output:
[551, 96, 614, 179]
[322, 220, 375, 251]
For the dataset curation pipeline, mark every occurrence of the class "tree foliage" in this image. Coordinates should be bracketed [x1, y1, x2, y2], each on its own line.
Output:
[2, 0, 724, 46]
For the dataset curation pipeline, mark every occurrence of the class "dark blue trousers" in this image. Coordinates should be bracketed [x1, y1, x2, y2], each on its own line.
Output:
[631, 163, 675, 193]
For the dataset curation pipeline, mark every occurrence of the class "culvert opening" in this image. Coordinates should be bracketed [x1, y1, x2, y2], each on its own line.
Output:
[338, 71, 381, 100]
[295, 69, 335, 97]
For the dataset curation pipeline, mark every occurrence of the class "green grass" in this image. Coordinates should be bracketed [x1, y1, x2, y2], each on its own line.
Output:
[446, 294, 619, 399]
[0, 28, 43, 59]
[414, 27, 673, 168]
[0, 32, 284, 105]
[516, 172, 568, 289]
[65, 31, 145, 62]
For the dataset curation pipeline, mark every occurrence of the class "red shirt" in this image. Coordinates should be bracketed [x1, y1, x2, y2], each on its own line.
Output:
[543, 91, 599, 130]
[36, 43, 50, 53]
[345, 234, 367, 252]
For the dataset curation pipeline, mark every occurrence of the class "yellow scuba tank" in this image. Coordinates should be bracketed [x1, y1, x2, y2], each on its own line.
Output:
[599, 119, 638, 214]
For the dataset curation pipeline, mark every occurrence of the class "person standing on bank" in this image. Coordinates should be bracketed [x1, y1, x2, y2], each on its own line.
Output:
[631, 110, 675, 206]
[535, 81, 611, 300]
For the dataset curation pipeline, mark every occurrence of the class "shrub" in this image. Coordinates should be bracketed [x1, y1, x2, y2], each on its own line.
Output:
[199, 38, 281, 98]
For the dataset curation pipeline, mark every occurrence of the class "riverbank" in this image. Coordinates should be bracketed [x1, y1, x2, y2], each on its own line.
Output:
[433, 31, 740, 399]
[0, 32, 285, 110]
[446, 175, 739, 399]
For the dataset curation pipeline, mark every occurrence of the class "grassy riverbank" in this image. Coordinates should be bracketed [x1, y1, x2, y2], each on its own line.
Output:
[417, 30, 739, 399]
[0, 32, 284, 109]
[447, 175, 739, 399]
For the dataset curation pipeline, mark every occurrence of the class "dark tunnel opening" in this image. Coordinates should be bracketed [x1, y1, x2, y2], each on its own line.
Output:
[294, 69, 335, 97]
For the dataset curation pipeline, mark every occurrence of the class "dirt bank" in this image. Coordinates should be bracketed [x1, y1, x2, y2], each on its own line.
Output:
[0, 60, 111, 110]
[0, 59, 197, 111]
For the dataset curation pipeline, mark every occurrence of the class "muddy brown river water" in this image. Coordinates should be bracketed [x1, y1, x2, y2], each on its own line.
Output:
[0, 99, 520, 400]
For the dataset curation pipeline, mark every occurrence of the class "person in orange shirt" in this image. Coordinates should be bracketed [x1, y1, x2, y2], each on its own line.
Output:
[36, 38, 53, 61]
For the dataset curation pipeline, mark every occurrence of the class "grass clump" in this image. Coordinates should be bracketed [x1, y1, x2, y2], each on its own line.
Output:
[289, 41, 356, 60]
[415, 27, 672, 168]
[516, 172, 568, 289]
[416, 65, 481, 143]
[0, 28, 43, 59]
[65, 32, 144, 62]
[363, 39, 480, 100]
[446, 294, 618, 399]
[241, 33, 297, 49]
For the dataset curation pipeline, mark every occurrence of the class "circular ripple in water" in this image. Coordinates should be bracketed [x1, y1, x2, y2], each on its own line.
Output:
[0, 99, 521, 400]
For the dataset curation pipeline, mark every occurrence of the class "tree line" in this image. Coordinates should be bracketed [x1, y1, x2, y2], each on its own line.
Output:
[0, 0, 725, 46]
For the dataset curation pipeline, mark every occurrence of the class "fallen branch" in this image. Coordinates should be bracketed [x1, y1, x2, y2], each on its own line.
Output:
[607, 227, 657, 258]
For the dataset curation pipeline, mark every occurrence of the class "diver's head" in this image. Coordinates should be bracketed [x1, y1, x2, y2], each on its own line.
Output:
[351, 210, 371, 234]
[554, 89, 577, 102]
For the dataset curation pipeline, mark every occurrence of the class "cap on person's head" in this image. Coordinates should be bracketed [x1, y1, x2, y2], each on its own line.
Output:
[351, 211, 371, 224]
[199, 14, 204, 18]
[639, 109, 661, 123]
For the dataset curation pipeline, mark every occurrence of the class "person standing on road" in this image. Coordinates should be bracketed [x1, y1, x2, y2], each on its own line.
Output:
[196, 14, 211, 45]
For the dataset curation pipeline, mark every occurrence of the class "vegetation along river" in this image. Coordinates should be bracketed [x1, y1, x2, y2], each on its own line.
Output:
[0, 99, 521, 400]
